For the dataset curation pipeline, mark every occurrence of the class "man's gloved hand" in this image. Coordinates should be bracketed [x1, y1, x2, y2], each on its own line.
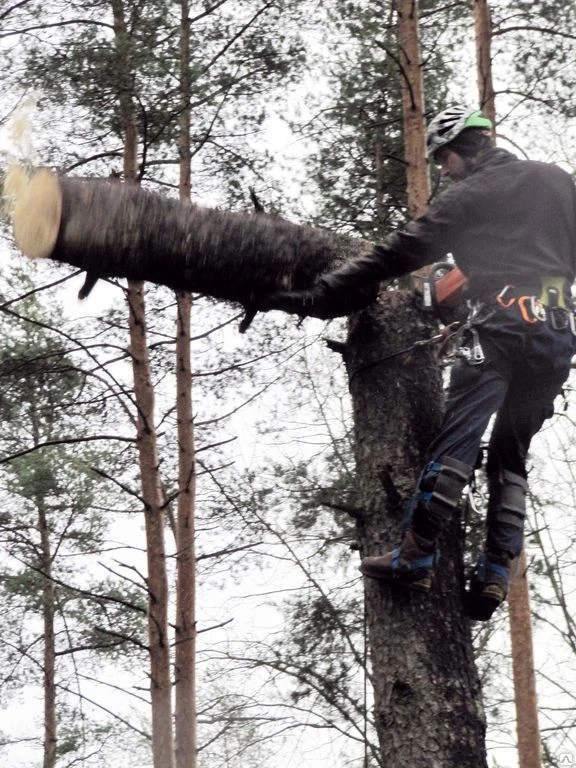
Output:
[256, 285, 333, 319]
[256, 278, 379, 320]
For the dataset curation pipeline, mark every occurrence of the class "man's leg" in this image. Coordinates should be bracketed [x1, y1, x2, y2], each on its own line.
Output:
[360, 359, 509, 589]
[467, 370, 566, 620]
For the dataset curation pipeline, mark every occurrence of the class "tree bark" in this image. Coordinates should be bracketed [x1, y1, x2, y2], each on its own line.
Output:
[9, 169, 373, 312]
[129, 280, 176, 768]
[508, 549, 542, 768]
[345, 293, 488, 767]
[471, 6, 542, 765]
[396, 0, 430, 217]
[111, 1, 175, 765]
[473, 0, 496, 119]
[174, 291, 197, 768]
[174, 3, 198, 761]
[39, 497, 57, 768]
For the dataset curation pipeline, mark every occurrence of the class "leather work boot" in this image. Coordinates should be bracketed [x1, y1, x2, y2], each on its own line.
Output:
[359, 529, 436, 593]
[464, 553, 510, 621]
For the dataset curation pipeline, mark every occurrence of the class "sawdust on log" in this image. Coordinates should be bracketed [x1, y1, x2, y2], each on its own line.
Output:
[5, 167, 62, 259]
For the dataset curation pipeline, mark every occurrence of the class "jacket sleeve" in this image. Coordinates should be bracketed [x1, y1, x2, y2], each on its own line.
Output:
[258, 242, 429, 319]
[259, 190, 461, 319]
[313, 187, 463, 309]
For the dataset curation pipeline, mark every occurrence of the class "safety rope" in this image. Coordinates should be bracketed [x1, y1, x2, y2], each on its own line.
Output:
[348, 321, 461, 385]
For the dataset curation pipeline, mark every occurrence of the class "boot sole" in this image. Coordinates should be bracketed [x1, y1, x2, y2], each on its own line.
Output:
[464, 584, 506, 621]
[360, 564, 432, 593]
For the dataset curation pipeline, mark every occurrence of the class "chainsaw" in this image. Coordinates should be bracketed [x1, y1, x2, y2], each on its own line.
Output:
[411, 262, 468, 313]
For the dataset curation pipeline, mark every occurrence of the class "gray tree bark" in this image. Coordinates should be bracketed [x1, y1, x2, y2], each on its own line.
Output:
[345, 293, 488, 767]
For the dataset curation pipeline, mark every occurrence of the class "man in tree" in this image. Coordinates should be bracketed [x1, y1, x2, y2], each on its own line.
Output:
[261, 105, 576, 621]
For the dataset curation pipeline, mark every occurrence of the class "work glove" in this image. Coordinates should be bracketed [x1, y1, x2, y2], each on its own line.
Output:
[257, 286, 330, 318]
[256, 279, 379, 320]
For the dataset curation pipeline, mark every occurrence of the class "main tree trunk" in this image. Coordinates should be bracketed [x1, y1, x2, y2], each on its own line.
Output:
[345, 292, 488, 768]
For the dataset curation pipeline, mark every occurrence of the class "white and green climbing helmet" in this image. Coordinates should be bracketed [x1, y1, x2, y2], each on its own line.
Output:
[426, 106, 493, 158]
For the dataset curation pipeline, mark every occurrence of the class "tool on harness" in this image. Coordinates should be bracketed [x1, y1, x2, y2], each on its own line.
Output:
[496, 285, 546, 322]
[540, 275, 569, 309]
[458, 326, 485, 365]
[544, 284, 574, 330]
[519, 295, 546, 323]
[411, 263, 468, 312]
[495, 277, 576, 329]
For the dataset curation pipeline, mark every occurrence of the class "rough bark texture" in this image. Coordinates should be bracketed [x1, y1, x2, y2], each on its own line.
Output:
[22, 172, 371, 308]
[472, 9, 541, 764]
[345, 292, 488, 768]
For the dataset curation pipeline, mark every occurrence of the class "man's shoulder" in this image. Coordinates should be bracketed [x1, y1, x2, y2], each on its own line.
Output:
[478, 149, 573, 184]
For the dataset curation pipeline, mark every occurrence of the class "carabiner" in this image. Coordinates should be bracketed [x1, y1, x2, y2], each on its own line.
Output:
[517, 295, 539, 324]
[496, 285, 515, 309]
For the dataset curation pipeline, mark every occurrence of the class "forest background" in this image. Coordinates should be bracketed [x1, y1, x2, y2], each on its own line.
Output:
[1, 1, 576, 767]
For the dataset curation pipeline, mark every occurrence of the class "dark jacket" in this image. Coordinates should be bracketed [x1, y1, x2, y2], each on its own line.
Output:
[321, 148, 576, 308]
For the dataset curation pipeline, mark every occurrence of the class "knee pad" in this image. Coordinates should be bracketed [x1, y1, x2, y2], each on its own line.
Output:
[486, 470, 528, 559]
[409, 456, 472, 536]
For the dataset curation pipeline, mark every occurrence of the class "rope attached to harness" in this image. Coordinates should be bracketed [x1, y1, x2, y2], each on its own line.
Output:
[348, 321, 461, 384]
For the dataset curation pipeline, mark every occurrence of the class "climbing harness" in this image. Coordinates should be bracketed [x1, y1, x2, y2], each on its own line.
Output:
[495, 285, 546, 323]
[458, 277, 576, 368]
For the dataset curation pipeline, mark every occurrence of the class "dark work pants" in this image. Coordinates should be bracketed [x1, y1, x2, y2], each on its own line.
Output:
[413, 305, 574, 558]
[427, 307, 574, 476]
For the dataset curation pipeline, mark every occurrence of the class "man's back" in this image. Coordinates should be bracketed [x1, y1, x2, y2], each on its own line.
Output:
[439, 149, 576, 298]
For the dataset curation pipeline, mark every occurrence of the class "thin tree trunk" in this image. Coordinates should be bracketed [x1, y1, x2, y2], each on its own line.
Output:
[174, 2, 197, 764]
[111, 1, 175, 766]
[39, 496, 57, 768]
[174, 291, 197, 768]
[508, 549, 542, 768]
[473, 0, 496, 117]
[129, 280, 176, 768]
[397, 0, 430, 217]
[472, 6, 542, 765]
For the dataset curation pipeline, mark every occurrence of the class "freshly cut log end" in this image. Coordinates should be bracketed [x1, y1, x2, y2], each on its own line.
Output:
[7, 167, 62, 260]
[3, 168, 373, 316]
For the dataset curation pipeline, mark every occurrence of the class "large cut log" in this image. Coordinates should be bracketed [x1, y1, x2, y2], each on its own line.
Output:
[6, 167, 373, 314]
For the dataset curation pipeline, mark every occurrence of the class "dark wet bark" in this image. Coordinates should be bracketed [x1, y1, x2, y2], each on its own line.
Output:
[344, 292, 488, 768]
[49, 175, 371, 307]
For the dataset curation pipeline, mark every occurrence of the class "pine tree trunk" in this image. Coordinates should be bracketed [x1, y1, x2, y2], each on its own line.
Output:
[174, 291, 197, 768]
[509, 549, 541, 768]
[397, 0, 430, 217]
[39, 498, 57, 768]
[346, 293, 488, 767]
[129, 280, 176, 768]
[174, 2, 197, 766]
[473, 0, 496, 117]
[111, 1, 175, 765]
